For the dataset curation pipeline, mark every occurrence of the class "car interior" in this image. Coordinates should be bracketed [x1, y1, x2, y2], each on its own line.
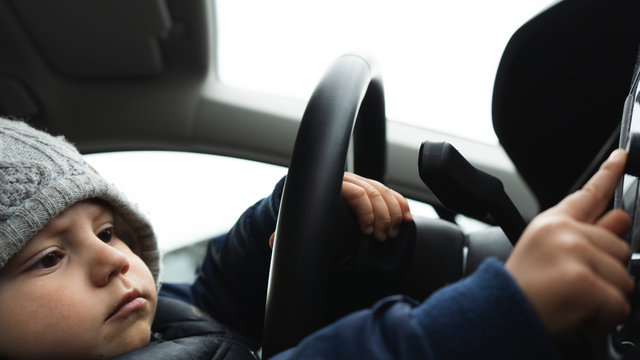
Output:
[3, 0, 640, 358]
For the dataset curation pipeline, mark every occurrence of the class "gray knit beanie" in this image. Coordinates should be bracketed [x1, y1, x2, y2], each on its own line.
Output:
[0, 118, 159, 282]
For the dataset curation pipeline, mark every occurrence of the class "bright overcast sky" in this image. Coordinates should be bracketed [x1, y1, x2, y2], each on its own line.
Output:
[215, 0, 558, 144]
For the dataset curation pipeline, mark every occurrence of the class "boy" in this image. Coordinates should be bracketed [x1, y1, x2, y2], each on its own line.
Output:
[0, 117, 410, 359]
[0, 117, 633, 359]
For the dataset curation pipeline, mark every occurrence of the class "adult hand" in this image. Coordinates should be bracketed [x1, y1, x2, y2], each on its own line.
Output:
[506, 149, 633, 339]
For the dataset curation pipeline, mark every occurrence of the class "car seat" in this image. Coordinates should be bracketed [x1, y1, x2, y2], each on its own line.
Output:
[492, 0, 640, 211]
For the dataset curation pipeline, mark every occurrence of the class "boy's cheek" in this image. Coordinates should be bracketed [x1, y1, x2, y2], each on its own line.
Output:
[0, 261, 157, 359]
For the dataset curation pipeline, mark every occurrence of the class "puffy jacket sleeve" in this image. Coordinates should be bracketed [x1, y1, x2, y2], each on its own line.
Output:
[271, 258, 562, 360]
[161, 176, 285, 349]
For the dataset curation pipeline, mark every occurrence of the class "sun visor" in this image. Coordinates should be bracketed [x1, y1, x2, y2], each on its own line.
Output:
[10, 0, 171, 79]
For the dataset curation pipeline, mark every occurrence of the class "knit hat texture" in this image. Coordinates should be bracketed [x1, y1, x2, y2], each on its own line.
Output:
[0, 118, 159, 281]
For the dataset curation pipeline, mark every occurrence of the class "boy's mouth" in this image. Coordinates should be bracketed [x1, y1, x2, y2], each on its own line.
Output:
[106, 289, 147, 322]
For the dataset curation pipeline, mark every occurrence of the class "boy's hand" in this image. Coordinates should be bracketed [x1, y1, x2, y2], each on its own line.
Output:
[269, 172, 413, 248]
[341, 172, 413, 242]
[506, 149, 634, 339]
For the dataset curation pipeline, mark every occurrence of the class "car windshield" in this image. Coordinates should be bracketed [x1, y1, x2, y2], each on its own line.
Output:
[214, 0, 558, 145]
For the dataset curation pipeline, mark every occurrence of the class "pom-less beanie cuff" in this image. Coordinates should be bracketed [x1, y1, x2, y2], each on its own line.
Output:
[0, 118, 159, 282]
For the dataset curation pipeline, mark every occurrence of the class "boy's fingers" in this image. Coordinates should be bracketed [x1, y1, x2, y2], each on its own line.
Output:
[342, 180, 375, 236]
[582, 223, 633, 263]
[344, 173, 403, 241]
[269, 232, 275, 249]
[585, 276, 632, 332]
[345, 173, 407, 225]
[390, 188, 413, 223]
[343, 172, 406, 240]
[584, 243, 634, 295]
[595, 209, 631, 237]
[555, 149, 626, 223]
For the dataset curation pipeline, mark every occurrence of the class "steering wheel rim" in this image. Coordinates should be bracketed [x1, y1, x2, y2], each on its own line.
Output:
[262, 54, 386, 357]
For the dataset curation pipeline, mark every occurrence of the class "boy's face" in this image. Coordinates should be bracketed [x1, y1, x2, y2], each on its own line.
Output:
[0, 201, 157, 359]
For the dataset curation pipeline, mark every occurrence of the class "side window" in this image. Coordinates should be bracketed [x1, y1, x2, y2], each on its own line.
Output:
[84, 151, 288, 251]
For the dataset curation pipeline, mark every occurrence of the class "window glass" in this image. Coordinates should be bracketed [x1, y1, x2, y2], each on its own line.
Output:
[214, 0, 557, 144]
[84, 151, 288, 252]
[85, 151, 486, 248]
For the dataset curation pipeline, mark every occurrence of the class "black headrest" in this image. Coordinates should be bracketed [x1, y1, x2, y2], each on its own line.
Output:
[492, 0, 640, 210]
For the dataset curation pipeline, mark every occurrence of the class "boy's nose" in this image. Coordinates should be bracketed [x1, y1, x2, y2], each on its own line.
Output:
[88, 240, 130, 287]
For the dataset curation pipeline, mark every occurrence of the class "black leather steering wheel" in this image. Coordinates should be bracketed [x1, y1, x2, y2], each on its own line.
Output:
[261, 54, 386, 357]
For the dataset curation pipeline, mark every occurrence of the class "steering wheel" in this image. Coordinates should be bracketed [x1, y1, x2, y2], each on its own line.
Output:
[261, 54, 386, 357]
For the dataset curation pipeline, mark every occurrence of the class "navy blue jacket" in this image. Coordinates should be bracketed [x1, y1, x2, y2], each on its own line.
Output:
[159, 178, 562, 359]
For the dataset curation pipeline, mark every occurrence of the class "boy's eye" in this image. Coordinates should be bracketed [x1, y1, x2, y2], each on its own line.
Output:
[97, 228, 113, 242]
[33, 251, 64, 269]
